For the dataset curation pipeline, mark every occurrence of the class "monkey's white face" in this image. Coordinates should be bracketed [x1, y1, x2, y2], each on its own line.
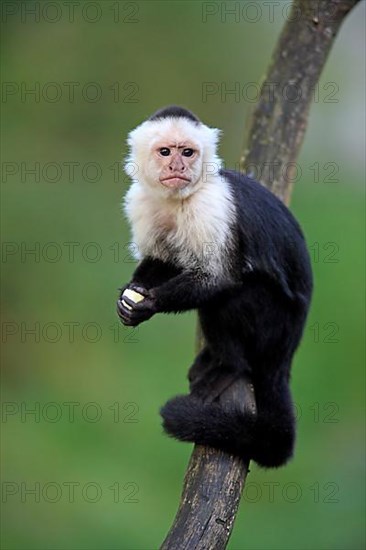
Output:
[126, 117, 221, 198]
[150, 139, 202, 191]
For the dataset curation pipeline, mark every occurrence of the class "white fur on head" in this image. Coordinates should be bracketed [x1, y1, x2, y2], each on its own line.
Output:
[124, 116, 222, 199]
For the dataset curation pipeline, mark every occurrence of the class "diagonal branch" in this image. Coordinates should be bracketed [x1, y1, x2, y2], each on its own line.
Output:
[161, 1, 360, 549]
[241, 0, 360, 201]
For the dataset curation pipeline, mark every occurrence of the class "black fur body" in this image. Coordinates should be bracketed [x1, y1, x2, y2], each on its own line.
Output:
[118, 107, 313, 468]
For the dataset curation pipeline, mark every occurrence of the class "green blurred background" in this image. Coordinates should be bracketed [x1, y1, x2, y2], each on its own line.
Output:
[1, 1, 365, 549]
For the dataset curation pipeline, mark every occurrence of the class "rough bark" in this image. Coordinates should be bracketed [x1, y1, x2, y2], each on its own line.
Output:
[161, 1, 360, 549]
[241, 0, 360, 203]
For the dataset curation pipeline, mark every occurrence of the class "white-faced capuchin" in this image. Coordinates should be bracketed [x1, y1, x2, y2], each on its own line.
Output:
[117, 105, 313, 468]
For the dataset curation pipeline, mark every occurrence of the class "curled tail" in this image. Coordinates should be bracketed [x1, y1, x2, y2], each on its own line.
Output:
[160, 387, 295, 468]
[161, 394, 255, 457]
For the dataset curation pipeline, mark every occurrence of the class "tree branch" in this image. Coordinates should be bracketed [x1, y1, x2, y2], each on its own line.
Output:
[241, 0, 360, 202]
[161, 1, 360, 548]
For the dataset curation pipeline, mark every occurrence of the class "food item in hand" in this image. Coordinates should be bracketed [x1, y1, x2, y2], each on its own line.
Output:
[121, 288, 145, 310]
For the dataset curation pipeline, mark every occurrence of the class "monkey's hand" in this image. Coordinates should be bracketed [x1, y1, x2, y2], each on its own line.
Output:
[117, 284, 157, 327]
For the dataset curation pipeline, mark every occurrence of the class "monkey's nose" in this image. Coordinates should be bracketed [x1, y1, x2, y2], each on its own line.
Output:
[169, 164, 185, 172]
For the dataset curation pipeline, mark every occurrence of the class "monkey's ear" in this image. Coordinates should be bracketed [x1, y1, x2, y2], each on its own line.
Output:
[208, 127, 222, 146]
[201, 125, 222, 156]
[124, 121, 153, 179]
[125, 121, 150, 153]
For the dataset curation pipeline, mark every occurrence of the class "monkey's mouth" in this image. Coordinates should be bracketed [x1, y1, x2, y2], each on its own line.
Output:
[160, 175, 191, 189]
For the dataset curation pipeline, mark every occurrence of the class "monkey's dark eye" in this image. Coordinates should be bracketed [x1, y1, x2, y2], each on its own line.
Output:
[159, 148, 171, 156]
[182, 148, 194, 157]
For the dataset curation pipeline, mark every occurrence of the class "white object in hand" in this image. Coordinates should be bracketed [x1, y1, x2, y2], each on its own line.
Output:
[121, 288, 145, 310]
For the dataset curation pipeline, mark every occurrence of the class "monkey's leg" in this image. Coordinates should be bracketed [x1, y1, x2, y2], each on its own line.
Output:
[250, 373, 296, 468]
[188, 350, 245, 403]
[187, 347, 214, 391]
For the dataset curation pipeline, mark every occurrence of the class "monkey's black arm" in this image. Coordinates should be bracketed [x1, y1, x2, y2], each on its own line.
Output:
[153, 270, 238, 313]
[130, 256, 182, 290]
[118, 264, 242, 326]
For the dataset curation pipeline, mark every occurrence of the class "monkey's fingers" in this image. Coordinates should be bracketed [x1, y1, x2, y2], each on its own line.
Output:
[129, 297, 156, 312]
[117, 299, 152, 326]
[121, 293, 156, 315]
[127, 283, 150, 297]
[117, 300, 138, 326]
[119, 294, 139, 311]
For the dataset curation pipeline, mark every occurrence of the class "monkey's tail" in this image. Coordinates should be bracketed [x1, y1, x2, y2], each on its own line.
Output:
[160, 393, 295, 468]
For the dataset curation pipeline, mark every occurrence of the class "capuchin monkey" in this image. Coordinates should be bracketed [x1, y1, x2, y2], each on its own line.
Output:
[117, 105, 313, 468]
